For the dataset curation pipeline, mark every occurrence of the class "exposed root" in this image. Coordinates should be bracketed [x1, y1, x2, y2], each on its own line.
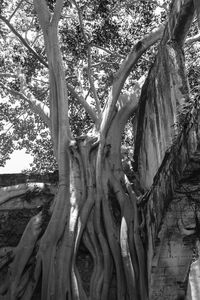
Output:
[1, 137, 148, 300]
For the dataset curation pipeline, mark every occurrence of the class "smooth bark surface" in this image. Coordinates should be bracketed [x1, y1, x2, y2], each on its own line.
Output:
[0, 0, 198, 299]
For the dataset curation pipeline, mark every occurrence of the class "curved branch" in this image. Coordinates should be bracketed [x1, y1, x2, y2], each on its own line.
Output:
[100, 25, 164, 136]
[112, 25, 164, 103]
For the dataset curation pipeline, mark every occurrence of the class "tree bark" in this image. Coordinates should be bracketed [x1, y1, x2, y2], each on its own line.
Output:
[0, 1, 197, 299]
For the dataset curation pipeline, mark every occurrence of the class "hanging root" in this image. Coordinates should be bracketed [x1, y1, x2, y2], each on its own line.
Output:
[0, 138, 148, 300]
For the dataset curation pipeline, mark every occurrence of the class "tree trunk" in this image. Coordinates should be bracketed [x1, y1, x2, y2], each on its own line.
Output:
[0, 112, 148, 300]
[0, 1, 197, 299]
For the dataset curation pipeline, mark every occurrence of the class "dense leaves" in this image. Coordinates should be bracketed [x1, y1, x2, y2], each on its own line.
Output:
[1, 0, 198, 173]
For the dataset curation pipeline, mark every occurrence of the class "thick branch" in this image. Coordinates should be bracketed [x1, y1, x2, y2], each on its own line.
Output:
[0, 6, 100, 125]
[34, 0, 72, 181]
[100, 25, 164, 136]
[0, 82, 51, 127]
[33, 0, 50, 30]
[51, 0, 64, 27]
[112, 25, 164, 102]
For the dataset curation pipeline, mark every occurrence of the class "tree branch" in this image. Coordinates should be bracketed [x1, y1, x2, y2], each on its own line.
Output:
[87, 46, 101, 116]
[100, 25, 165, 136]
[0, 4, 100, 126]
[185, 32, 200, 44]
[193, 0, 200, 28]
[0, 73, 17, 78]
[0, 82, 51, 128]
[0, 184, 28, 206]
[0, 15, 48, 68]
[33, 0, 50, 30]
[113, 25, 164, 101]
[91, 45, 125, 59]
[51, 0, 64, 27]
[67, 83, 99, 125]
[9, 0, 24, 21]
[72, 0, 89, 44]
[72, 0, 101, 116]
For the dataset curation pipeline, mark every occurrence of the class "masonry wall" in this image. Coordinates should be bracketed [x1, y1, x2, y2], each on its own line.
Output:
[0, 171, 58, 187]
[142, 114, 200, 298]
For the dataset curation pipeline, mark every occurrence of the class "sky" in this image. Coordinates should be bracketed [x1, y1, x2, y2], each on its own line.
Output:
[0, 149, 33, 174]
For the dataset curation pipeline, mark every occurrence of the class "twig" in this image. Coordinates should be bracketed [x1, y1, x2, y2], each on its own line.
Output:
[9, 0, 25, 21]
[91, 45, 125, 59]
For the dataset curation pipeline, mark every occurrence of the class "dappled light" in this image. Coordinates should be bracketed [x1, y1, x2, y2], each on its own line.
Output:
[0, 0, 200, 299]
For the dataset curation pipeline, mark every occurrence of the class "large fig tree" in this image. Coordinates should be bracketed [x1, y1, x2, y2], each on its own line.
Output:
[0, 0, 199, 299]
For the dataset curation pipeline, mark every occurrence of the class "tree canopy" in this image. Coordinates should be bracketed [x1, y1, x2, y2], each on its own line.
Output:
[1, 1, 200, 300]
[0, 0, 171, 172]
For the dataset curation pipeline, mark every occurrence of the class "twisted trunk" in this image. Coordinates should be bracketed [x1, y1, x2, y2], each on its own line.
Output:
[0, 1, 196, 299]
[0, 110, 147, 300]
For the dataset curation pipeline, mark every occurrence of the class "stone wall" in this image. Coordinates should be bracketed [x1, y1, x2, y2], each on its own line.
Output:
[150, 149, 200, 299]
[0, 175, 57, 249]
[0, 171, 58, 187]
[141, 112, 200, 297]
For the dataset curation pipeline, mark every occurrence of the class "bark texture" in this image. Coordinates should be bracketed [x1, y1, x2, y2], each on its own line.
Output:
[134, 0, 195, 189]
[0, 0, 198, 299]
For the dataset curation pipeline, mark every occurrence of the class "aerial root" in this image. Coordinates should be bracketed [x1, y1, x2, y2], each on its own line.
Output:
[127, 183, 148, 300]
[84, 216, 104, 300]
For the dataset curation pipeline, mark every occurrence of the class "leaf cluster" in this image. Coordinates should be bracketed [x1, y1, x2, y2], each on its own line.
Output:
[0, 0, 168, 172]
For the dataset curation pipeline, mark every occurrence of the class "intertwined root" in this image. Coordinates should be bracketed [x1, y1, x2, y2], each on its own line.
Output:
[0, 141, 147, 300]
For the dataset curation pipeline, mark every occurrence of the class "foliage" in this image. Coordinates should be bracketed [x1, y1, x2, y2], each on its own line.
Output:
[1, 0, 199, 174]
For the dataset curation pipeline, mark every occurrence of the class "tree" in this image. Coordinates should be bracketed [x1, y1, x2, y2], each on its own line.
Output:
[0, 0, 199, 299]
